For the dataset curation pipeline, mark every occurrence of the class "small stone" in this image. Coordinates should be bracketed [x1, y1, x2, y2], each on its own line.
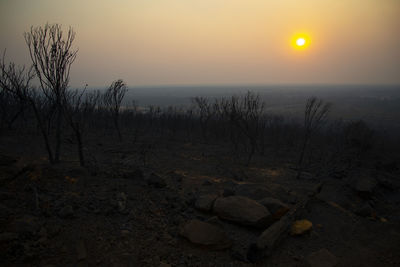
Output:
[290, 219, 312, 235]
[58, 205, 74, 218]
[306, 248, 338, 267]
[194, 194, 218, 212]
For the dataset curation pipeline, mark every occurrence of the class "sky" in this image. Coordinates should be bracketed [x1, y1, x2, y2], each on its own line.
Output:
[0, 0, 399, 87]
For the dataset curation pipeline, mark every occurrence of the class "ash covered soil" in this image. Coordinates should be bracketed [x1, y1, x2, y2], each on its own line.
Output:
[1, 132, 400, 267]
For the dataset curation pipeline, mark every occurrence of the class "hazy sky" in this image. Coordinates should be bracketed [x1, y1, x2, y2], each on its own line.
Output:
[1, 0, 399, 87]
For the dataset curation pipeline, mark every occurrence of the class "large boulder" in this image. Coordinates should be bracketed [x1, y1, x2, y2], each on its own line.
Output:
[180, 220, 231, 250]
[213, 196, 271, 227]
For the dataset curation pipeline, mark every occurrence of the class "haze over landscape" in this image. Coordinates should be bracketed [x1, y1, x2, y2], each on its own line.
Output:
[1, 1, 400, 266]
[1, 0, 399, 87]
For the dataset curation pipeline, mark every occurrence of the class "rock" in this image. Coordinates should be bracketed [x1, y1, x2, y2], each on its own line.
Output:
[213, 196, 271, 227]
[159, 262, 171, 267]
[58, 205, 74, 218]
[353, 177, 377, 198]
[180, 220, 231, 250]
[354, 202, 374, 217]
[147, 173, 166, 188]
[256, 216, 290, 251]
[306, 248, 338, 267]
[195, 194, 218, 212]
[290, 219, 312, 235]
[0, 232, 18, 242]
[259, 197, 289, 220]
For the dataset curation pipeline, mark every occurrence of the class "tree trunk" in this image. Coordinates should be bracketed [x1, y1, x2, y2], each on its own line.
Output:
[75, 128, 85, 167]
[54, 104, 63, 163]
[297, 132, 310, 179]
[114, 113, 122, 141]
[31, 101, 54, 164]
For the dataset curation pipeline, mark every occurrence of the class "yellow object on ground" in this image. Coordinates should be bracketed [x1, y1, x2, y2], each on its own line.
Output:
[290, 219, 313, 235]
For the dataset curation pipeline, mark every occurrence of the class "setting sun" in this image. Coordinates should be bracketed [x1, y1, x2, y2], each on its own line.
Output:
[291, 34, 311, 50]
[296, 38, 306, 46]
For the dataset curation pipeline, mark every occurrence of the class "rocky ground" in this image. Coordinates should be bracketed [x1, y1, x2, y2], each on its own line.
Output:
[1, 132, 400, 266]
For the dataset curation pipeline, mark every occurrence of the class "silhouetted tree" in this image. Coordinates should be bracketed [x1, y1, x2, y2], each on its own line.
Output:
[64, 88, 100, 166]
[0, 52, 34, 130]
[192, 96, 214, 141]
[297, 96, 331, 178]
[24, 23, 77, 163]
[103, 79, 127, 141]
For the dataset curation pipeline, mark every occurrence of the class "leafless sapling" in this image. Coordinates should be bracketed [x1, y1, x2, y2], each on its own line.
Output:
[64, 88, 100, 166]
[297, 96, 331, 178]
[24, 23, 78, 163]
[102, 79, 128, 141]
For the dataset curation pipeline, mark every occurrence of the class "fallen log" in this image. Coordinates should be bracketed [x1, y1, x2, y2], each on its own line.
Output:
[247, 182, 323, 262]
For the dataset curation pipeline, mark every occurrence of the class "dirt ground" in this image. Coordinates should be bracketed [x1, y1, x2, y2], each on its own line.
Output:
[1, 131, 400, 266]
